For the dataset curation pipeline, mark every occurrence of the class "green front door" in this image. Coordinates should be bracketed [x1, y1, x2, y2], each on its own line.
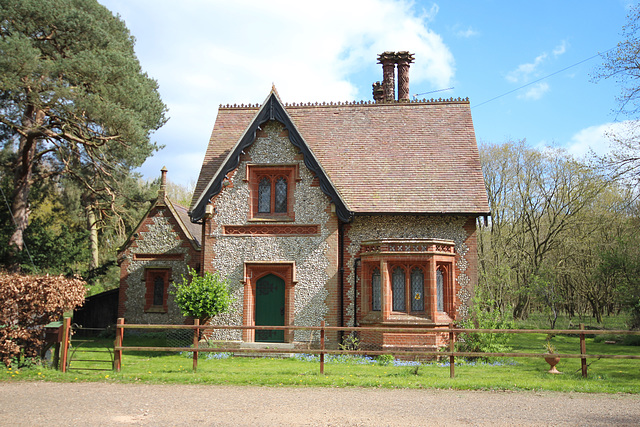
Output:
[255, 274, 285, 342]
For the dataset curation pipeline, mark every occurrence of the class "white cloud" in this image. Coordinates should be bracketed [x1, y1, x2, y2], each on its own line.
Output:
[456, 26, 479, 38]
[506, 53, 548, 83]
[564, 122, 628, 158]
[553, 40, 568, 57]
[520, 82, 549, 100]
[98, 0, 456, 185]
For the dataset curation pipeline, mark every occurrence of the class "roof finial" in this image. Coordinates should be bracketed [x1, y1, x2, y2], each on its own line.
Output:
[270, 83, 283, 103]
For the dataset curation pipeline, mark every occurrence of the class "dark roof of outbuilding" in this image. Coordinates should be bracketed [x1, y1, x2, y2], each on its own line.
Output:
[190, 90, 489, 221]
[172, 201, 201, 247]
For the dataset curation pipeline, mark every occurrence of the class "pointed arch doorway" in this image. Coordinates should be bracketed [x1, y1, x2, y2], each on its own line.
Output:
[243, 262, 296, 343]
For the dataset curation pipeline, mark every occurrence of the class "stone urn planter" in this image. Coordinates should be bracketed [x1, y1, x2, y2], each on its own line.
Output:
[544, 338, 561, 374]
[544, 355, 561, 374]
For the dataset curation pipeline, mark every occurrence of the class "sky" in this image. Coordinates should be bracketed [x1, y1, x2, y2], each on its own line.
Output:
[98, 0, 635, 188]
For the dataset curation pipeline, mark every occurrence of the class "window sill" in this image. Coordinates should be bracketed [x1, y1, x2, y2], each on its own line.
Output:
[145, 307, 167, 314]
[384, 313, 434, 324]
[248, 216, 294, 222]
[434, 311, 454, 323]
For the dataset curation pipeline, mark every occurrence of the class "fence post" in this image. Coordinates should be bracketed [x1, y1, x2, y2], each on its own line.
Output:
[193, 319, 200, 372]
[320, 320, 325, 375]
[580, 323, 587, 378]
[60, 317, 71, 373]
[449, 322, 455, 379]
[114, 318, 124, 372]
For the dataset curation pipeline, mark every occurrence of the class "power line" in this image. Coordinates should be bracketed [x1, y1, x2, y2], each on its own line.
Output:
[472, 47, 616, 109]
[413, 87, 454, 99]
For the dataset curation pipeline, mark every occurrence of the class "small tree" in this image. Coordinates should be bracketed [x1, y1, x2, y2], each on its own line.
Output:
[457, 291, 515, 361]
[171, 268, 232, 324]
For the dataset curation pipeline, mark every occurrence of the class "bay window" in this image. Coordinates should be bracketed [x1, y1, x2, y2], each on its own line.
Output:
[361, 239, 456, 323]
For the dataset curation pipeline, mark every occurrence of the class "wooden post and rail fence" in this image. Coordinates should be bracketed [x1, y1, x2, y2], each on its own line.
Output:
[111, 318, 640, 378]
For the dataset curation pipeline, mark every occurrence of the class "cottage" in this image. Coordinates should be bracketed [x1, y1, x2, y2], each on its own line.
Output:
[118, 52, 489, 351]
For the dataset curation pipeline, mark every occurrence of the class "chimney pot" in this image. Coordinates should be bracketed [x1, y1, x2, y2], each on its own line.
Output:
[396, 51, 415, 101]
[372, 81, 384, 103]
[377, 51, 397, 103]
[159, 166, 168, 200]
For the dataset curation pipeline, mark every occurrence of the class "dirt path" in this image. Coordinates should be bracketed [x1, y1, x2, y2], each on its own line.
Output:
[1, 382, 639, 426]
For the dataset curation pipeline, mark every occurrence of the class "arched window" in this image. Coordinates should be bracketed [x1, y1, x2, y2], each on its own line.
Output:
[248, 166, 296, 219]
[153, 276, 164, 306]
[274, 177, 287, 213]
[258, 177, 271, 213]
[436, 268, 444, 312]
[410, 268, 424, 311]
[392, 267, 406, 311]
[371, 268, 381, 311]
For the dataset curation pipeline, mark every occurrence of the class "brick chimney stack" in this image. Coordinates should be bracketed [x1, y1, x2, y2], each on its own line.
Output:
[372, 81, 384, 103]
[396, 51, 415, 102]
[377, 51, 397, 103]
[375, 51, 415, 103]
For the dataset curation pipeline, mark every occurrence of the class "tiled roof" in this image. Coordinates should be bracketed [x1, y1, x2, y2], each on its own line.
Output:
[191, 96, 489, 216]
[172, 201, 201, 247]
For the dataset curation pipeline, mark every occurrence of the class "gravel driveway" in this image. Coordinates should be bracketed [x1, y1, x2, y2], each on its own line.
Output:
[1, 382, 639, 426]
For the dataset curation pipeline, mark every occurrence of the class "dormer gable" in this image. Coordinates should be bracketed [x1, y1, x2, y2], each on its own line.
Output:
[190, 89, 351, 222]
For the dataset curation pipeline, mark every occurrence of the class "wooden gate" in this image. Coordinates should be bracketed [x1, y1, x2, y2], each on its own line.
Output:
[65, 324, 114, 372]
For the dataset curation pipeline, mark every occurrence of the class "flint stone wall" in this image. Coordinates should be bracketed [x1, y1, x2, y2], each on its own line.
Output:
[207, 121, 334, 342]
[122, 208, 191, 324]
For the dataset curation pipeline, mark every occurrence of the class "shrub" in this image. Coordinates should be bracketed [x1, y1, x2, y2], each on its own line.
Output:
[456, 293, 515, 361]
[171, 268, 232, 322]
[376, 354, 394, 366]
[0, 271, 86, 367]
[339, 332, 360, 351]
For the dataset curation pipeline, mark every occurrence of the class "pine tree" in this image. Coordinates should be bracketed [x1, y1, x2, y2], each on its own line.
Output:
[0, 0, 167, 256]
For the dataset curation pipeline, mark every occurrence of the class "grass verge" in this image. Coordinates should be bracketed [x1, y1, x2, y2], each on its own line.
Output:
[1, 331, 639, 393]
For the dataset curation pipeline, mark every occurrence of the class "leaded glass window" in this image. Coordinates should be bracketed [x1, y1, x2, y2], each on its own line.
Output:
[258, 177, 271, 213]
[410, 268, 424, 311]
[436, 268, 444, 312]
[371, 268, 381, 311]
[274, 177, 287, 213]
[392, 267, 405, 311]
[153, 276, 164, 306]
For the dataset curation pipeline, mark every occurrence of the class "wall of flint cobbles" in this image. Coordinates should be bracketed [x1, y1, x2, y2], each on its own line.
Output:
[120, 208, 193, 324]
[206, 121, 336, 342]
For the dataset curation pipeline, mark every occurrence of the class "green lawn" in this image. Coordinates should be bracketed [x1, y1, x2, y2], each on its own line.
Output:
[513, 312, 632, 331]
[2, 329, 639, 393]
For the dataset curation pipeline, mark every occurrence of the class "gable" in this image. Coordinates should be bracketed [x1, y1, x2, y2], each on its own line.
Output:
[118, 197, 201, 256]
[190, 91, 351, 222]
[191, 93, 490, 222]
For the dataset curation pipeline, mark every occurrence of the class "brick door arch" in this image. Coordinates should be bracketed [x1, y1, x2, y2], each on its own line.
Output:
[242, 262, 296, 342]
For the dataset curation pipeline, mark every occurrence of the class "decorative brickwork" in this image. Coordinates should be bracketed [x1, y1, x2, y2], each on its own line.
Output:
[223, 224, 319, 236]
[344, 215, 474, 329]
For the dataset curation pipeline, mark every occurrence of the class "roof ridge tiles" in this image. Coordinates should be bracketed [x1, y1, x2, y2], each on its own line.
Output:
[219, 97, 470, 110]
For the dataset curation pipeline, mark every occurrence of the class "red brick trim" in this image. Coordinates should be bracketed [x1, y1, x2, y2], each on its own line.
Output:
[134, 253, 184, 261]
[246, 164, 298, 221]
[242, 262, 296, 343]
[359, 251, 456, 323]
[223, 224, 319, 236]
[144, 268, 171, 313]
